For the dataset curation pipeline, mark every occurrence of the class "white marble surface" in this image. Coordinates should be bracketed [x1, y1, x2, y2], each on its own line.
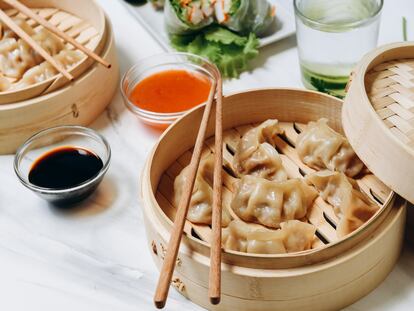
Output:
[1, 0, 414, 310]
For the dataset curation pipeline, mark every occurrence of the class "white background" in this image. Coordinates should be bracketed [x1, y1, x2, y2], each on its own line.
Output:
[0, 0, 414, 310]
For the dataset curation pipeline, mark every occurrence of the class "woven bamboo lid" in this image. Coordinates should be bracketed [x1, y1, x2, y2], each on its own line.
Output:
[343, 41, 414, 204]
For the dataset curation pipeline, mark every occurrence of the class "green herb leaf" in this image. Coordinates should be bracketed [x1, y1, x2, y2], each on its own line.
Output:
[169, 25, 260, 78]
[402, 16, 408, 41]
[204, 26, 248, 46]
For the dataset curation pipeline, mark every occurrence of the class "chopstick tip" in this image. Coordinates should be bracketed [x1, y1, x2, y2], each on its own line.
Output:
[210, 296, 221, 305]
[154, 300, 166, 309]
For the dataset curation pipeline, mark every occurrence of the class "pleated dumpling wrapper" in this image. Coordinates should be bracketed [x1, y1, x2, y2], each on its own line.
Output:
[306, 170, 379, 237]
[296, 118, 365, 177]
[233, 119, 288, 182]
[231, 175, 318, 228]
[0, 20, 64, 80]
[222, 219, 316, 254]
[174, 153, 232, 226]
[0, 73, 10, 92]
[12, 50, 83, 90]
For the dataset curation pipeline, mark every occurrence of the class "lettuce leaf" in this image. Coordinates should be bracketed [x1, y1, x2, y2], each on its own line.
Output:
[170, 25, 260, 78]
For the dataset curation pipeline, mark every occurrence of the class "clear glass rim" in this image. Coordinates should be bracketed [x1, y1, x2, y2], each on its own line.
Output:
[294, 0, 384, 29]
[14, 125, 111, 194]
[120, 52, 218, 122]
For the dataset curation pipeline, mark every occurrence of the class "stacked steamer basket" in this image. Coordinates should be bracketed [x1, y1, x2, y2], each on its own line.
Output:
[141, 88, 406, 311]
[344, 41, 414, 206]
[344, 41, 414, 247]
[0, 0, 119, 154]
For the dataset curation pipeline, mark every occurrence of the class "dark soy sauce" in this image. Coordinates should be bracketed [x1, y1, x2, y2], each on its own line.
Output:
[29, 146, 104, 190]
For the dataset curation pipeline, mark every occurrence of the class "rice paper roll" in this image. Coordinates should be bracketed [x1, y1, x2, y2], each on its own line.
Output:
[165, 0, 215, 35]
[214, 0, 274, 36]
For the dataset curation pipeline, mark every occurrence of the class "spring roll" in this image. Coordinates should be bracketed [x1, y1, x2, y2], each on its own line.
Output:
[214, 0, 275, 36]
[165, 0, 215, 34]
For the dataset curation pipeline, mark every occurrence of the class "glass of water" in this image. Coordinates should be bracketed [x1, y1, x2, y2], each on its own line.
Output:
[294, 0, 383, 98]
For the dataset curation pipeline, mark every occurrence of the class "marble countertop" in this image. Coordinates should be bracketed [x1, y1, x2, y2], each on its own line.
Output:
[1, 0, 414, 310]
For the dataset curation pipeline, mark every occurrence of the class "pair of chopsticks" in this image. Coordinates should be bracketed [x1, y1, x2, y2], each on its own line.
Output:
[154, 75, 223, 308]
[0, 0, 111, 81]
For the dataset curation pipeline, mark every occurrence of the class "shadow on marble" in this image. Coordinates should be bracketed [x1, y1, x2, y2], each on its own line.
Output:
[249, 34, 297, 73]
[116, 43, 137, 75]
[48, 176, 117, 218]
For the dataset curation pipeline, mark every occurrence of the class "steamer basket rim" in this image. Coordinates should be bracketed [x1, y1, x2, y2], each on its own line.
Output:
[144, 88, 396, 261]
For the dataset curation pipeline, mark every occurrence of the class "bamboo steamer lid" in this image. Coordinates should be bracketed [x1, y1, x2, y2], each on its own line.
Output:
[343, 41, 414, 204]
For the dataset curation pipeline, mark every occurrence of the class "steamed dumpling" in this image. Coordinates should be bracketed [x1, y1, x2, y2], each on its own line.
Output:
[0, 19, 35, 40]
[306, 170, 379, 237]
[30, 28, 64, 62]
[0, 24, 64, 80]
[0, 73, 11, 91]
[231, 175, 317, 228]
[233, 119, 287, 181]
[11, 50, 83, 90]
[0, 38, 36, 78]
[222, 219, 315, 254]
[174, 153, 231, 227]
[296, 118, 364, 177]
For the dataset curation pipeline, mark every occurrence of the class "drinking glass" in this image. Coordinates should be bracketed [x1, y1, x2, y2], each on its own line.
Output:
[294, 0, 383, 98]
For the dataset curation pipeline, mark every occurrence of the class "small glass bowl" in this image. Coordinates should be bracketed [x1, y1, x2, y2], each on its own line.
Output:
[121, 52, 218, 129]
[14, 126, 111, 206]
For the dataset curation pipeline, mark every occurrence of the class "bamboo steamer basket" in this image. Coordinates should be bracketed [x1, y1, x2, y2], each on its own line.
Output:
[141, 89, 406, 311]
[343, 41, 414, 205]
[0, 14, 118, 155]
[0, 0, 107, 104]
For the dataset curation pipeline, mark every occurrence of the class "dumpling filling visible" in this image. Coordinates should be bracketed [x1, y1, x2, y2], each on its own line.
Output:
[231, 175, 318, 228]
[233, 119, 288, 182]
[306, 170, 379, 237]
[222, 219, 315, 254]
[296, 118, 365, 177]
[165, 0, 215, 34]
[214, 0, 275, 36]
[174, 153, 232, 226]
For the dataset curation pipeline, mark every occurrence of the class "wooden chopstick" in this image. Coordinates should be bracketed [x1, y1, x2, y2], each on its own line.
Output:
[209, 77, 223, 305]
[3, 0, 111, 69]
[154, 79, 218, 309]
[0, 9, 74, 81]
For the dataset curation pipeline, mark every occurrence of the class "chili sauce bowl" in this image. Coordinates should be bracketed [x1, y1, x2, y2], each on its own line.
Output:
[14, 126, 111, 206]
[120, 52, 218, 130]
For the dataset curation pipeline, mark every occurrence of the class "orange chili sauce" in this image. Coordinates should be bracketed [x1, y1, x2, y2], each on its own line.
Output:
[129, 69, 212, 114]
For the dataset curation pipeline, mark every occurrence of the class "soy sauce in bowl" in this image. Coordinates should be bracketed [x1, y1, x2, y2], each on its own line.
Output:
[14, 126, 111, 207]
[29, 147, 103, 189]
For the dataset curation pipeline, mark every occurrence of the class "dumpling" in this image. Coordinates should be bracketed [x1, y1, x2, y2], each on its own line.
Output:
[1, 19, 35, 39]
[222, 219, 315, 254]
[174, 153, 231, 227]
[231, 175, 317, 228]
[296, 118, 364, 177]
[11, 50, 83, 90]
[0, 73, 11, 91]
[0, 25, 64, 80]
[54, 50, 84, 68]
[31, 28, 64, 62]
[0, 38, 36, 79]
[306, 170, 379, 237]
[233, 119, 287, 181]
